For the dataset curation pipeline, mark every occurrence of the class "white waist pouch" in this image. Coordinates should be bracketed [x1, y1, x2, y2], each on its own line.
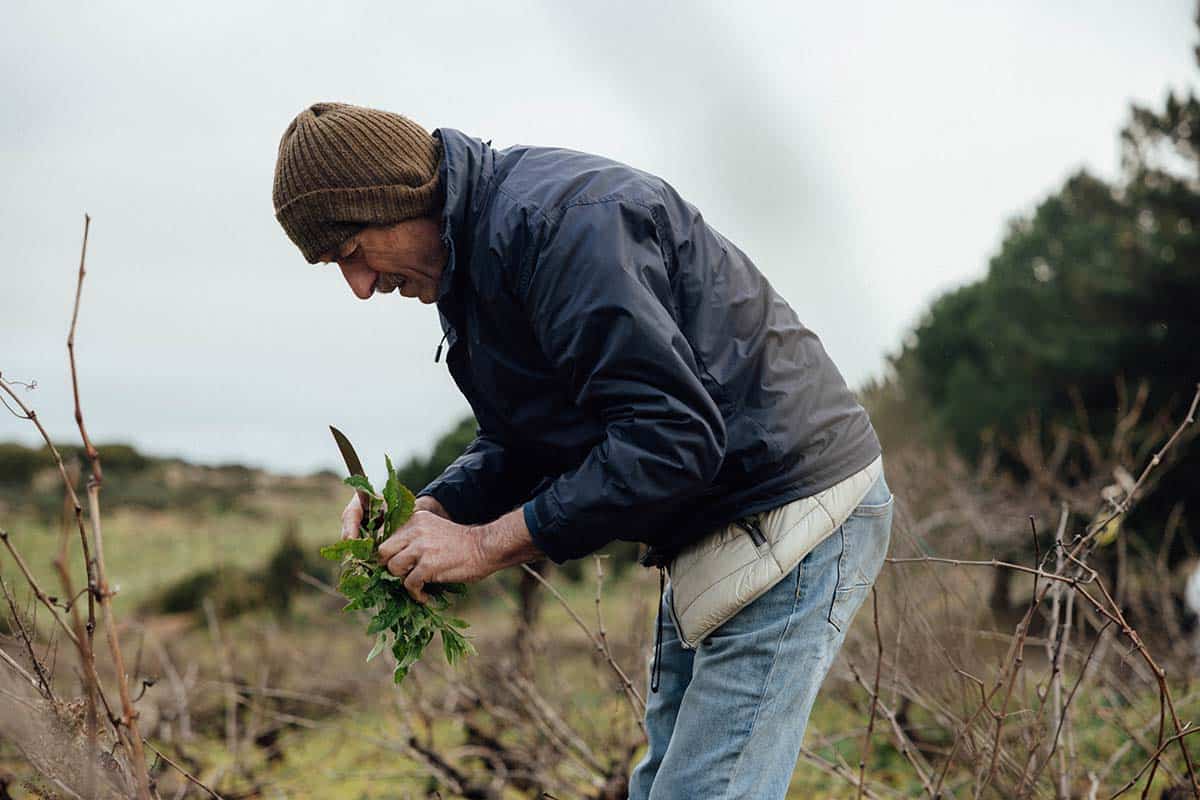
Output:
[666, 455, 883, 649]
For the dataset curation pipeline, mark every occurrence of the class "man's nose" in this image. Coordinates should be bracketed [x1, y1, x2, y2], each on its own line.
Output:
[339, 261, 376, 300]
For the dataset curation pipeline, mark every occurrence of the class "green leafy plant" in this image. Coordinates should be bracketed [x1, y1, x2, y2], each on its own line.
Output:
[320, 456, 473, 683]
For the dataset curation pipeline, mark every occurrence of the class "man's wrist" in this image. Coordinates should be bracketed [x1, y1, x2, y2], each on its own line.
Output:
[414, 493, 448, 519]
[471, 507, 544, 574]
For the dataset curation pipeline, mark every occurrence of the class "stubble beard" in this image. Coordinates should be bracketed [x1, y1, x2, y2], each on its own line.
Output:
[375, 272, 406, 294]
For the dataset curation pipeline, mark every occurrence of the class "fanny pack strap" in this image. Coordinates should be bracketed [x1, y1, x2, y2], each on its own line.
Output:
[651, 566, 666, 693]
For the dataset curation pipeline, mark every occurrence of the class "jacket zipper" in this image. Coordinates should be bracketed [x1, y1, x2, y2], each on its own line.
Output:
[433, 330, 450, 363]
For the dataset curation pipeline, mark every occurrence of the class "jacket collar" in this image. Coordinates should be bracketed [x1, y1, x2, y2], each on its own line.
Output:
[432, 128, 496, 302]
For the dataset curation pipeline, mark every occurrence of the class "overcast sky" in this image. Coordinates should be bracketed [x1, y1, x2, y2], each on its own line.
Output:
[2, 1, 1196, 476]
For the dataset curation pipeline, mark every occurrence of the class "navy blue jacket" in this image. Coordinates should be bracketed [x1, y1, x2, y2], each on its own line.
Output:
[419, 129, 881, 566]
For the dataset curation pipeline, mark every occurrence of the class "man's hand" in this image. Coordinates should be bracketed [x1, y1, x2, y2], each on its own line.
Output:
[377, 507, 544, 604]
[376, 511, 489, 603]
[340, 492, 448, 540]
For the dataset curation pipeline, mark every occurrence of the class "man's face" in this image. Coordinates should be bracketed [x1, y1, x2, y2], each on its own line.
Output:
[319, 216, 448, 304]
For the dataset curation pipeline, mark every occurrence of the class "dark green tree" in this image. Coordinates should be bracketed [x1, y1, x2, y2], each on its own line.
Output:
[901, 170, 1150, 461]
[394, 416, 478, 491]
[896, 23, 1200, 548]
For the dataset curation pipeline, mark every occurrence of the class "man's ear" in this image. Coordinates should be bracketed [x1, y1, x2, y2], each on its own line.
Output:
[336, 233, 361, 260]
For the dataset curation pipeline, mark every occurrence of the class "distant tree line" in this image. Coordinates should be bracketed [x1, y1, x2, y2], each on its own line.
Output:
[889, 26, 1200, 551]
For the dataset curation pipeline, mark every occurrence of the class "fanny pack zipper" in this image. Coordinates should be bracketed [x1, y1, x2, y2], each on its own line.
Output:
[653, 513, 777, 669]
[735, 516, 767, 548]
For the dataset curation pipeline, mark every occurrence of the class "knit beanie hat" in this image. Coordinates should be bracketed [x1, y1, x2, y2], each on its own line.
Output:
[273, 102, 442, 263]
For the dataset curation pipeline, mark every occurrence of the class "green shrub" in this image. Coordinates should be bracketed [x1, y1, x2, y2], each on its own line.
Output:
[0, 442, 43, 486]
[263, 519, 329, 617]
[146, 523, 332, 621]
[151, 565, 259, 618]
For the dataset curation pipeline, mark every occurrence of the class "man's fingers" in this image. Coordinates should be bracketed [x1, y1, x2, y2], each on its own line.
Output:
[341, 493, 363, 540]
[386, 550, 416, 579]
[403, 564, 429, 604]
[378, 530, 412, 563]
[387, 550, 429, 604]
[378, 510, 433, 560]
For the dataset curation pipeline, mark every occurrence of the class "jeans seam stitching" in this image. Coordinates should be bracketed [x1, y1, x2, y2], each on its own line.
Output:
[720, 583, 800, 799]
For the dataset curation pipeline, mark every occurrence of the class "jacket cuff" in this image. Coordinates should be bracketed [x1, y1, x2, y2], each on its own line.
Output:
[523, 493, 573, 565]
[417, 482, 471, 524]
[524, 490, 623, 564]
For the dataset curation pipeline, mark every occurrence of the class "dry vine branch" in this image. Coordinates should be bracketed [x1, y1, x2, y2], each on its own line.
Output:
[856, 587, 883, 800]
[520, 562, 648, 739]
[0, 575, 55, 702]
[883, 382, 1200, 798]
[0, 214, 224, 800]
[1083, 382, 1200, 547]
[847, 660, 938, 797]
[592, 554, 648, 739]
[1109, 727, 1200, 800]
[0, 367, 107, 792]
[61, 213, 152, 800]
[799, 746, 900, 800]
[142, 739, 228, 800]
[0, 528, 82, 650]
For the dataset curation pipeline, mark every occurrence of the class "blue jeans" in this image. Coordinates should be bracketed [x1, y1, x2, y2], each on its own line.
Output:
[628, 470, 894, 800]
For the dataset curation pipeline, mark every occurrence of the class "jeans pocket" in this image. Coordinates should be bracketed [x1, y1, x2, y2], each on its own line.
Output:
[827, 493, 894, 632]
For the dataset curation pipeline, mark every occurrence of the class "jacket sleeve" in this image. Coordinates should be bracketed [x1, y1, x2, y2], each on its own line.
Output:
[418, 432, 543, 525]
[518, 201, 727, 563]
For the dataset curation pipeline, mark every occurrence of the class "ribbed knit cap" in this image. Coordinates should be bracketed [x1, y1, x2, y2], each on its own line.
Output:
[273, 102, 442, 263]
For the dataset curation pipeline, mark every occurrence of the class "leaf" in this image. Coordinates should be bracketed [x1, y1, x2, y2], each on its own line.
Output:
[319, 538, 373, 562]
[367, 605, 402, 635]
[338, 571, 370, 598]
[322, 451, 474, 686]
[319, 540, 353, 561]
[441, 629, 475, 665]
[346, 539, 374, 560]
[385, 484, 416, 536]
[391, 638, 415, 668]
[366, 633, 387, 662]
[344, 474, 377, 496]
[383, 456, 400, 522]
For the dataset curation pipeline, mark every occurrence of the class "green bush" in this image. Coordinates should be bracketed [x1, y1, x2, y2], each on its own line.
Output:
[146, 522, 332, 621]
[0, 442, 43, 486]
[394, 416, 478, 491]
[152, 565, 259, 618]
[263, 519, 330, 617]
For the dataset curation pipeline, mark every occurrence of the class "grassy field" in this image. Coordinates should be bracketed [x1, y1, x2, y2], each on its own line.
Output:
[2, 471, 1199, 798]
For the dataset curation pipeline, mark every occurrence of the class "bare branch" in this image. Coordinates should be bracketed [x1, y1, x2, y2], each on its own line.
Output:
[0, 575, 55, 702]
[855, 587, 883, 800]
[142, 739, 227, 800]
[520, 563, 647, 734]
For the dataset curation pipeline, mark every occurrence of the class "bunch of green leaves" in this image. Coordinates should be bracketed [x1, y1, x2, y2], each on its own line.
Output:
[320, 456, 473, 684]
